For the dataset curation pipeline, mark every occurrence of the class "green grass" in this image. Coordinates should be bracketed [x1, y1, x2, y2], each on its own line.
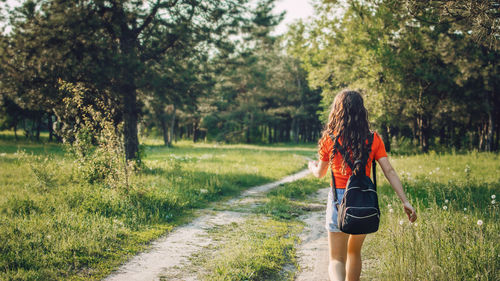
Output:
[0, 133, 315, 281]
[192, 218, 303, 281]
[202, 152, 500, 281]
[255, 177, 327, 220]
[365, 152, 500, 281]
[2, 129, 499, 280]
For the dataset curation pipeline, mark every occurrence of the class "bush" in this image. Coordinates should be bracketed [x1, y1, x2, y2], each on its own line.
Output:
[56, 80, 134, 189]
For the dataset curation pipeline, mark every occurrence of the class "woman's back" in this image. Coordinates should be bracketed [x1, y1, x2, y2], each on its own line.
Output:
[318, 131, 387, 189]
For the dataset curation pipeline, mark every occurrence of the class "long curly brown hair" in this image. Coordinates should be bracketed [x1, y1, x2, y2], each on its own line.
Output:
[320, 89, 371, 174]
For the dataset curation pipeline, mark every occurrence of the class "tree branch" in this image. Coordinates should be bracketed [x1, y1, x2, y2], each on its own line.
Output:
[133, 0, 180, 38]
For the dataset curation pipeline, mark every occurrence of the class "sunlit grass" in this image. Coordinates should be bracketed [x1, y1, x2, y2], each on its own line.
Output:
[194, 217, 303, 281]
[0, 132, 313, 280]
[364, 152, 500, 281]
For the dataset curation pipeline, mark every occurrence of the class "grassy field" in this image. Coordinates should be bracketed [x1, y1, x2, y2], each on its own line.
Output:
[1, 130, 499, 280]
[0, 132, 314, 281]
[184, 152, 500, 280]
[366, 152, 500, 280]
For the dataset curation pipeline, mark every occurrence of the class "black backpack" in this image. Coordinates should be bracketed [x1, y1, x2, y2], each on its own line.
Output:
[329, 132, 380, 235]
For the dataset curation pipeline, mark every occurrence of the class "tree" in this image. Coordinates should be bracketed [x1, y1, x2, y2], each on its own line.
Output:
[2, 0, 248, 160]
[292, 0, 499, 152]
[406, 0, 500, 51]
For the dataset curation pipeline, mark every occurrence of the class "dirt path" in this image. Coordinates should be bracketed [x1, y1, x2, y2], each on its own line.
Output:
[295, 187, 330, 281]
[104, 169, 311, 281]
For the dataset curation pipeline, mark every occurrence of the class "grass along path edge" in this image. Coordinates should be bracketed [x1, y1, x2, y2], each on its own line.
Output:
[104, 168, 311, 280]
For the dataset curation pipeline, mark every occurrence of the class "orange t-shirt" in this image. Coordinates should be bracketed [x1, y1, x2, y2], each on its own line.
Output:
[318, 131, 387, 189]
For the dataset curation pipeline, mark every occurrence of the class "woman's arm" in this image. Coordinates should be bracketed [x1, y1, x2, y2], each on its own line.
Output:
[308, 160, 329, 178]
[377, 157, 417, 222]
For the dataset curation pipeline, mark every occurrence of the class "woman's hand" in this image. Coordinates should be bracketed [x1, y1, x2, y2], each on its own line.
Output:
[403, 201, 417, 223]
[308, 160, 318, 172]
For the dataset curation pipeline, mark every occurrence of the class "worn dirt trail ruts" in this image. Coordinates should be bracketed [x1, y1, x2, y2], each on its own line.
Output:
[104, 169, 311, 281]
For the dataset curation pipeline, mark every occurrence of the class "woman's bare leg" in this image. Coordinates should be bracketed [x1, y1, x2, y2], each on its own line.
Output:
[327, 231, 349, 281]
[346, 234, 367, 281]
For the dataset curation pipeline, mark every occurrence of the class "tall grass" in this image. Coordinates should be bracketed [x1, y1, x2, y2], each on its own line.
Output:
[364, 152, 500, 280]
[0, 133, 314, 280]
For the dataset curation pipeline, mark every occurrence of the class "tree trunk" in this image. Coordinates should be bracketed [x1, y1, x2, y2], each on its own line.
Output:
[495, 116, 499, 151]
[160, 116, 168, 146]
[23, 119, 27, 139]
[168, 105, 176, 146]
[439, 125, 445, 146]
[31, 118, 37, 139]
[479, 123, 486, 150]
[35, 114, 42, 141]
[423, 117, 430, 153]
[380, 122, 391, 153]
[193, 119, 199, 143]
[268, 125, 272, 144]
[48, 114, 53, 142]
[486, 92, 496, 152]
[14, 122, 18, 141]
[123, 86, 140, 161]
[419, 115, 430, 153]
[292, 118, 299, 143]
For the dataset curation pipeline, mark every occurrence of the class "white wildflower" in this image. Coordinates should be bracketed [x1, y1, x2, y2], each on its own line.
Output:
[492, 195, 496, 199]
[445, 199, 449, 203]
[387, 204, 392, 208]
[492, 200, 496, 205]
[399, 220, 404, 225]
[443, 206, 448, 210]
[200, 188, 208, 194]
[464, 208, 467, 211]
[477, 220, 483, 226]
[389, 208, 394, 213]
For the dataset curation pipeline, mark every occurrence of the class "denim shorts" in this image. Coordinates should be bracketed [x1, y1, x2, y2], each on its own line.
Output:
[325, 188, 346, 232]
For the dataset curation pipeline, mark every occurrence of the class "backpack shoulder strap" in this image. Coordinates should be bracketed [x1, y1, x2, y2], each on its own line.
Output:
[328, 132, 340, 205]
[367, 132, 376, 188]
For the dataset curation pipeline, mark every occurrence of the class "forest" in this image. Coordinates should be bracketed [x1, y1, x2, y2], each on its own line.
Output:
[0, 0, 499, 157]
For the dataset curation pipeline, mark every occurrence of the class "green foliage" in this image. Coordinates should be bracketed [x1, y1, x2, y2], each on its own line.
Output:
[406, 0, 500, 51]
[201, 1, 321, 144]
[1, 0, 254, 160]
[57, 80, 133, 189]
[19, 151, 57, 193]
[291, 0, 500, 152]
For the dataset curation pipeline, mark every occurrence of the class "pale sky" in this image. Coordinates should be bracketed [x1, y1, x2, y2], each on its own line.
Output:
[272, 0, 315, 35]
[2, 0, 315, 35]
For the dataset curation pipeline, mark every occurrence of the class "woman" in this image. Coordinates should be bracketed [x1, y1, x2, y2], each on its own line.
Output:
[308, 90, 417, 281]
